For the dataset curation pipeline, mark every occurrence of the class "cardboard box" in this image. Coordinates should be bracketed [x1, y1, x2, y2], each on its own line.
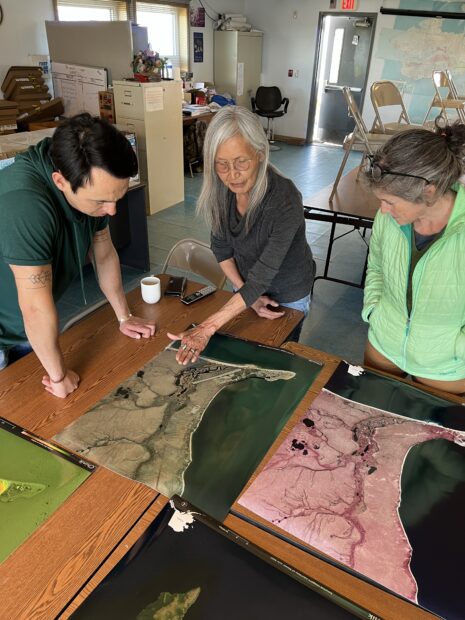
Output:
[28, 121, 61, 131]
[1, 66, 44, 94]
[4, 77, 46, 100]
[17, 101, 50, 115]
[99, 90, 115, 124]
[0, 99, 18, 114]
[10, 89, 50, 103]
[16, 98, 64, 130]
[0, 123, 17, 135]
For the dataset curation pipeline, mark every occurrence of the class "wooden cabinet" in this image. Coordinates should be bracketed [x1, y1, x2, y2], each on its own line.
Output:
[214, 31, 263, 109]
[113, 80, 184, 215]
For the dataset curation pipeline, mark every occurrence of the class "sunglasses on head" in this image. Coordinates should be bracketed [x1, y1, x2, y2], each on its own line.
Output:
[364, 154, 431, 184]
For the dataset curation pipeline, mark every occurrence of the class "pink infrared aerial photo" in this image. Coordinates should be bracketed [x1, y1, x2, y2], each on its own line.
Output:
[239, 389, 465, 605]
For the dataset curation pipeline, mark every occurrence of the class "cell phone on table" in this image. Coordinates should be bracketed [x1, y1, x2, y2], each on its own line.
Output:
[164, 276, 187, 297]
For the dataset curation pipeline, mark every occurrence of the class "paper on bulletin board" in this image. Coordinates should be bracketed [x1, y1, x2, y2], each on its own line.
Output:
[51, 61, 107, 117]
[237, 62, 244, 97]
[144, 86, 164, 112]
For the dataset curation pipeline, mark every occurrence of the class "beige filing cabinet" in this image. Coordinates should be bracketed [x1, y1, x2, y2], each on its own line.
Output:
[113, 80, 184, 215]
[214, 31, 263, 109]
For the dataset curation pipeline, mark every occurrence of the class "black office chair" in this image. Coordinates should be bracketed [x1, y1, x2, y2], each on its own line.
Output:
[251, 86, 289, 151]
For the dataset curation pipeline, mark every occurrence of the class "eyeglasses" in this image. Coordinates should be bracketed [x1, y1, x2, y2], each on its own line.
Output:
[214, 157, 253, 174]
[364, 155, 431, 184]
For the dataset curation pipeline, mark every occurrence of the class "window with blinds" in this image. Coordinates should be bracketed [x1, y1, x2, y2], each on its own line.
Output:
[135, 2, 188, 72]
[56, 0, 128, 21]
[55, 1, 189, 72]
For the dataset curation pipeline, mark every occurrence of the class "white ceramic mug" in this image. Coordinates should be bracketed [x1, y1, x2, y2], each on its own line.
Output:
[141, 276, 161, 304]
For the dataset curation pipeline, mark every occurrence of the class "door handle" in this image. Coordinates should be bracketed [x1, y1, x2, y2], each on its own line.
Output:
[324, 82, 362, 93]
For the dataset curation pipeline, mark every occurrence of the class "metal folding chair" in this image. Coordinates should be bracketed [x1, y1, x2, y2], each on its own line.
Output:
[423, 69, 465, 126]
[162, 238, 226, 289]
[370, 81, 422, 134]
[330, 87, 390, 202]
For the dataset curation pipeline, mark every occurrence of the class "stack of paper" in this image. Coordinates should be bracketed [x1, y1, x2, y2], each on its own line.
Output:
[182, 104, 211, 117]
[218, 14, 252, 31]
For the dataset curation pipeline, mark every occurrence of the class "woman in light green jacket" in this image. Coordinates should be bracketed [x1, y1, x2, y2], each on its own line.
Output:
[362, 122, 465, 395]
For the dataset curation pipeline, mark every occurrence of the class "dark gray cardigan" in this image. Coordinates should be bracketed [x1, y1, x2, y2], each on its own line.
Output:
[211, 167, 314, 306]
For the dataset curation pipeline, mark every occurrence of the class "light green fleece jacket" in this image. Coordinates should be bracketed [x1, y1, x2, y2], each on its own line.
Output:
[362, 183, 465, 381]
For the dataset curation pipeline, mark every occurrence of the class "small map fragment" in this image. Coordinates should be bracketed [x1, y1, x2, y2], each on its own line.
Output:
[136, 587, 201, 620]
[0, 478, 46, 503]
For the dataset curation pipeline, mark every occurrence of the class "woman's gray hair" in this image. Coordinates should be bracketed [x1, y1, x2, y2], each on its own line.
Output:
[196, 105, 270, 233]
[362, 122, 465, 204]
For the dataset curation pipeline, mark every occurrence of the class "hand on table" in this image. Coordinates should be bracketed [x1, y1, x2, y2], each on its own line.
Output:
[42, 369, 80, 398]
[251, 296, 285, 319]
[119, 315, 156, 340]
[167, 324, 216, 365]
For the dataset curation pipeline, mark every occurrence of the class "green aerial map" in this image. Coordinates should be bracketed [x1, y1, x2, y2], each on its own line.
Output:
[0, 421, 93, 564]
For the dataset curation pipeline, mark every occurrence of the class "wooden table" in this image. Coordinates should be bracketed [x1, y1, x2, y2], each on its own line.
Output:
[1, 277, 452, 619]
[61, 337, 452, 620]
[304, 167, 380, 289]
[0, 276, 303, 620]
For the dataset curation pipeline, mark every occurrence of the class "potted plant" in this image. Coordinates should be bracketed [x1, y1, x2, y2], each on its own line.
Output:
[131, 48, 167, 82]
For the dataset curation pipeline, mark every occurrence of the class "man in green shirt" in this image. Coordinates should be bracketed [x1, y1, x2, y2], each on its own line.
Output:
[0, 113, 155, 398]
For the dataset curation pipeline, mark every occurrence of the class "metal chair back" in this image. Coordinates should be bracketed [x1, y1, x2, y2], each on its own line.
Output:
[329, 87, 390, 202]
[162, 238, 226, 290]
[423, 69, 465, 125]
[370, 81, 416, 133]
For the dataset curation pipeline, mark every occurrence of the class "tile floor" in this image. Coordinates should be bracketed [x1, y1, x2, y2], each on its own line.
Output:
[60, 143, 368, 364]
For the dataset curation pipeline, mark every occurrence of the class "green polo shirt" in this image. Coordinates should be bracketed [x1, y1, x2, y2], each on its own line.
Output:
[0, 138, 107, 347]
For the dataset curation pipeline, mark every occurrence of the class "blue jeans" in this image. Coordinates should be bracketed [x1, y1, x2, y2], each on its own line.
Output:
[272, 293, 310, 343]
[279, 294, 311, 342]
[233, 290, 312, 343]
[0, 343, 33, 370]
[280, 294, 311, 318]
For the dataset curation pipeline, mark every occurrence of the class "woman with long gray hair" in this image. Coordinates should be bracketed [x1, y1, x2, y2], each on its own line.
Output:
[168, 105, 315, 364]
[362, 121, 465, 394]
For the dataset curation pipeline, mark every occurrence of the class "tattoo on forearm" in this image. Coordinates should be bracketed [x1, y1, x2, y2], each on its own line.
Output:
[93, 229, 110, 243]
[26, 271, 52, 288]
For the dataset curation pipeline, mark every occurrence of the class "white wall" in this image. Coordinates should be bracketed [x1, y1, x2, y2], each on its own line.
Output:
[2, 0, 445, 140]
[244, 0, 385, 140]
[0, 0, 55, 94]
[189, 0, 245, 83]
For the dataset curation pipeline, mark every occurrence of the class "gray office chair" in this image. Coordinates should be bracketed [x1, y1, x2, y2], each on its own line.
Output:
[251, 86, 289, 151]
[162, 238, 226, 289]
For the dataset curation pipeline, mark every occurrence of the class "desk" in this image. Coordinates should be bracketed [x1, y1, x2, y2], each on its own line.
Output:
[182, 110, 216, 128]
[182, 111, 216, 176]
[304, 167, 380, 289]
[0, 276, 302, 619]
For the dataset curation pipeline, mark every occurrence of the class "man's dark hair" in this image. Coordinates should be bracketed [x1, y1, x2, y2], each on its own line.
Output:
[49, 113, 138, 192]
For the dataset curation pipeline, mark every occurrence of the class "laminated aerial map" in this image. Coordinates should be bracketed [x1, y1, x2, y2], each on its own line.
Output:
[0, 417, 94, 564]
[70, 498, 356, 620]
[54, 334, 321, 521]
[238, 362, 465, 620]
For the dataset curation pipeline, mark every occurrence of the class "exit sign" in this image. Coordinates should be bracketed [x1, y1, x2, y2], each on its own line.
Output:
[341, 0, 358, 9]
